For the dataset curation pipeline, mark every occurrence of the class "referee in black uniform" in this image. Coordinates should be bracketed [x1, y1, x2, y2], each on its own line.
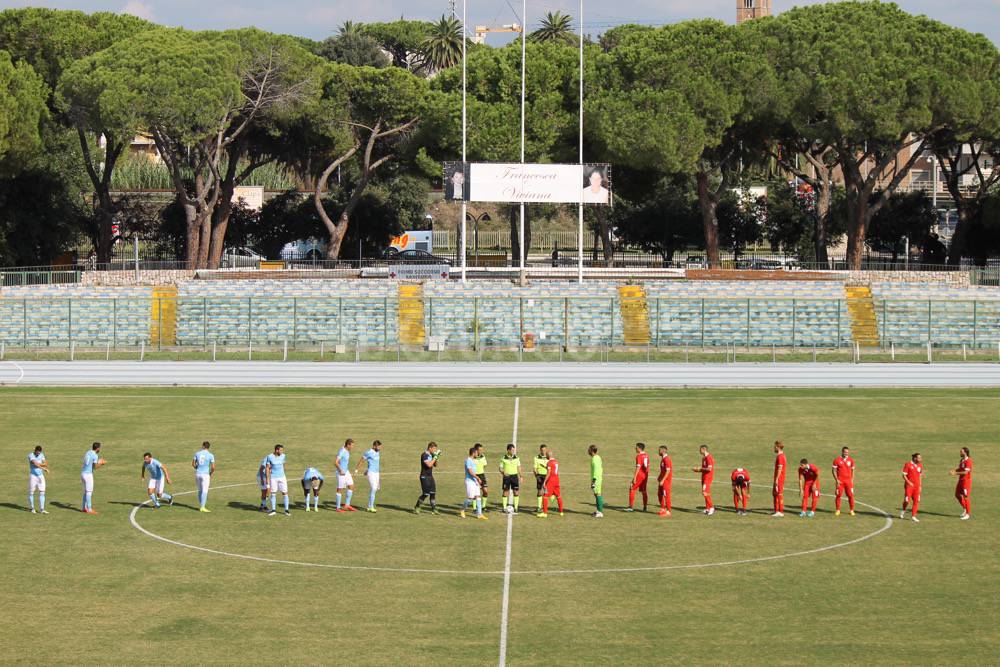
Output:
[415, 442, 440, 514]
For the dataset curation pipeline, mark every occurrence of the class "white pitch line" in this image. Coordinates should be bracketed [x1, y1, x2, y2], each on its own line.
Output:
[498, 396, 518, 667]
[128, 475, 896, 577]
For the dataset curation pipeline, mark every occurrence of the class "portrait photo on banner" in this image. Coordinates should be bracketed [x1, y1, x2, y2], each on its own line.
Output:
[443, 161, 470, 202]
[582, 164, 611, 205]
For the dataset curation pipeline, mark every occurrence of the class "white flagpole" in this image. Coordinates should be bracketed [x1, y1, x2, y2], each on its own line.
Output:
[578, 0, 584, 284]
[460, 0, 468, 282]
[519, 0, 527, 287]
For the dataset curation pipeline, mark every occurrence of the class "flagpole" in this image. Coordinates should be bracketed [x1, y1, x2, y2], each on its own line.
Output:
[518, 0, 527, 287]
[578, 0, 584, 285]
[460, 0, 468, 283]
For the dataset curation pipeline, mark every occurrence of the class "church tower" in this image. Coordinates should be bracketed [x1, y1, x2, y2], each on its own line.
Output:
[737, 0, 772, 23]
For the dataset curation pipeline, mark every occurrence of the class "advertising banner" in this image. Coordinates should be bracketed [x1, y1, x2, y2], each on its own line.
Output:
[444, 162, 611, 205]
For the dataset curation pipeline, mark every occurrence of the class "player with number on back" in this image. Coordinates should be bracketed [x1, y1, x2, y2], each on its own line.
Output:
[799, 458, 820, 517]
[657, 445, 672, 517]
[951, 446, 973, 520]
[192, 441, 215, 513]
[265, 444, 290, 516]
[900, 453, 923, 522]
[626, 442, 650, 512]
[27, 445, 49, 514]
[537, 448, 563, 518]
[693, 445, 715, 516]
[80, 442, 106, 515]
[832, 446, 856, 516]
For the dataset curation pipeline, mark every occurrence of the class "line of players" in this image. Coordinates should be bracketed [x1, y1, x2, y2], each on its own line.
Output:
[24, 439, 974, 521]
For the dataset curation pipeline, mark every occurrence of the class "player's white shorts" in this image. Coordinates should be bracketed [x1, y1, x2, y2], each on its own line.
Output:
[81, 472, 94, 493]
[195, 473, 211, 494]
[466, 478, 481, 499]
[147, 476, 166, 495]
[28, 475, 46, 493]
[367, 472, 381, 491]
[337, 473, 354, 488]
[270, 476, 288, 494]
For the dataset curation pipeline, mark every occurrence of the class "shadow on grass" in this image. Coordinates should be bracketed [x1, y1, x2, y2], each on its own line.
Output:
[0, 502, 32, 512]
[51, 501, 83, 512]
[228, 500, 270, 513]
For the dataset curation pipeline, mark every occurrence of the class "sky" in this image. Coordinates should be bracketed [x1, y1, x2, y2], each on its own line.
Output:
[0, 0, 997, 45]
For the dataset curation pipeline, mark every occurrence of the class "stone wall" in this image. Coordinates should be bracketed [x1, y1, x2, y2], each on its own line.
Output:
[82, 270, 196, 286]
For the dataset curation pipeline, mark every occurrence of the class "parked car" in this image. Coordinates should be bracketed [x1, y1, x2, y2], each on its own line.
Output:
[685, 254, 707, 269]
[383, 248, 453, 265]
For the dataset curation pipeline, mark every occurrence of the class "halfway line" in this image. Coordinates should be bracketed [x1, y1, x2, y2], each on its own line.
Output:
[499, 397, 519, 667]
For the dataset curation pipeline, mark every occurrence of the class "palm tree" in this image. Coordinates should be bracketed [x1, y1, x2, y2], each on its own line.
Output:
[421, 15, 464, 72]
[530, 11, 575, 44]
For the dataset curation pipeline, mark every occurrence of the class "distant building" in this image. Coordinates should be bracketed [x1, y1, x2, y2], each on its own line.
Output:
[737, 0, 772, 23]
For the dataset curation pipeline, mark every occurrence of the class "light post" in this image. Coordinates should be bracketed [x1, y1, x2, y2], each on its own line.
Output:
[465, 211, 491, 264]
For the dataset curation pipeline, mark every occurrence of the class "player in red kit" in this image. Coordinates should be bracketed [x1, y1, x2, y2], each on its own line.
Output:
[832, 446, 856, 516]
[656, 445, 672, 517]
[537, 449, 563, 518]
[626, 442, 650, 512]
[950, 446, 973, 520]
[692, 445, 715, 515]
[731, 468, 751, 516]
[798, 459, 820, 517]
[772, 440, 787, 517]
[900, 453, 923, 522]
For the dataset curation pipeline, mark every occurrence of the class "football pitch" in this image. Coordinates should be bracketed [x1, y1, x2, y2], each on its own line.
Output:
[1, 386, 997, 665]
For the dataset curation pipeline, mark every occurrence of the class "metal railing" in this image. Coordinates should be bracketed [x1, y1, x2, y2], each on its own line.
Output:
[2, 295, 999, 353]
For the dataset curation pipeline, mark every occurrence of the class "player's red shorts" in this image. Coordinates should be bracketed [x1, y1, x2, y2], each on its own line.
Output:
[803, 481, 819, 497]
[701, 475, 713, 492]
[904, 485, 920, 500]
[774, 477, 785, 495]
[956, 483, 970, 497]
[632, 473, 648, 488]
[545, 482, 561, 496]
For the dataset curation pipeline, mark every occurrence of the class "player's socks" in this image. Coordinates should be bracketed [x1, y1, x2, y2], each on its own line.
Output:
[314, 495, 320, 510]
[514, 496, 520, 511]
[270, 493, 277, 511]
[369, 488, 376, 509]
[537, 496, 543, 510]
[346, 490, 354, 507]
[335, 492, 342, 509]
[28, 494, 35, 511]
[596, 495, 603, 512]
[476, 498, 482, 516]
[556, 495, 563, 513]
[283, 495, 289, 512]
[39, 493, 45, 511]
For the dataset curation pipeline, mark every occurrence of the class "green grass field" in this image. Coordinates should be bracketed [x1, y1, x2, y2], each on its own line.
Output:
[1, 387, 997, 665]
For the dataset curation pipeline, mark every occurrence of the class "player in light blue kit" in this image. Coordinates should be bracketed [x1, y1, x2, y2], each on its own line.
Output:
[265, 444, 290, 516]
[355, 440, 382, 512]
[461, 446, 486, 520]
[28, 445, 50, 514]
[301, 467, 325, 511]
[81, 442, 106, 514]
[192, 441, 216, 512]
[141, 453, 174, 508]
[334, 439, 356, 512]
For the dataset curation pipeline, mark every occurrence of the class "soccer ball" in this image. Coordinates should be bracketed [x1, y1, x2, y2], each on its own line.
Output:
[505, 505, 514, 514]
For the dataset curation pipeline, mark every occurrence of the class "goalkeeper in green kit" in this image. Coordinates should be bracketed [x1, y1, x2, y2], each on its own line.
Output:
[589, 445, 604, 517]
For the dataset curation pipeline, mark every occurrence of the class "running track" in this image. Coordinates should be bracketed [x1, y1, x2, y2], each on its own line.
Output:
[2, 360, 1000, 387]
